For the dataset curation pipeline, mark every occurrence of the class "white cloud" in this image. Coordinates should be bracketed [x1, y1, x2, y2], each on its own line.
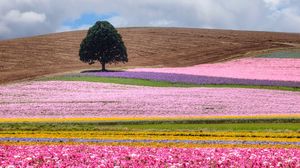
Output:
[264, 0, 290, 9]
[0, 0, 300, 39]
[4, 10, 46, 23]
[57, 24, 92, 33]
[109, 16, 129, 28]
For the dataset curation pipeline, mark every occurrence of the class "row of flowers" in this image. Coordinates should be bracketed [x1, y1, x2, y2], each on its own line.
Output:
[83, 71, 300, 87]
[0, 137, 299, 147]
[1, 81, 299, 118]
[1, 130, 299, 143]
[1, 141, 298, 149]
[0, 114, 299, 122]
[127, 58, 300, 82]
[81, 57, 300, 87]
[1, 145, 299, 167]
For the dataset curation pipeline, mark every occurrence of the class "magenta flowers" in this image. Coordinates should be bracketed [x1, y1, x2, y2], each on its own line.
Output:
[1, 146, 299, 167]
[0, 54, 299, 167]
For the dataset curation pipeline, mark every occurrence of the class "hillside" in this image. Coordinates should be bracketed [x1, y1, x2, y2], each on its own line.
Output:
[1, 28, 300, 84]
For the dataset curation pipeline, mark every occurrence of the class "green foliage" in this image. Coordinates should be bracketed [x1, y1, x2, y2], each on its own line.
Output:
[257, 51, 300, 58]
[79, 21, 128, 70]
[1, 122, 298, 132]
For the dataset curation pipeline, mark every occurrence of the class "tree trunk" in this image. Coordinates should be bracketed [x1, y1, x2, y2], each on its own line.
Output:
[101, 63, 106, 71]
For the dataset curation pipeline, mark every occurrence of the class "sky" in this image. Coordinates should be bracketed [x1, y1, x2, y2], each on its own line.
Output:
[0, 0, 300, 39]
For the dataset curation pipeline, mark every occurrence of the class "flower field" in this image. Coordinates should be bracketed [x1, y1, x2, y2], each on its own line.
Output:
[0, 81, 299, 118]
[1, 130, 299, 144]
[1, 146, 299, 167]
[0, 53, 299, 167]
[0, 117, 299, 166]
[83, 57, 300, 87]
[129, 58, 300, 82]
[84, 71, 300, 87]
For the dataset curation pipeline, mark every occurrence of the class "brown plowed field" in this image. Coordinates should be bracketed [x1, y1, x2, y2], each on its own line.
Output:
[1, 28, 300, 84]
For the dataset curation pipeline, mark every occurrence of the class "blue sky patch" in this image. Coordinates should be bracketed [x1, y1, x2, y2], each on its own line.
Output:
[64, 12, 118, 28]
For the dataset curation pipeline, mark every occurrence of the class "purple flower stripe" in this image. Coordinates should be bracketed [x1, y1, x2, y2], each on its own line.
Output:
[82, 71, 300, 87]
[129, 58, 300, 82]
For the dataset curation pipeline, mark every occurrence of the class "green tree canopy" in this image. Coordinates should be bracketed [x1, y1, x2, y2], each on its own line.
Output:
[79, 21, 128, 71]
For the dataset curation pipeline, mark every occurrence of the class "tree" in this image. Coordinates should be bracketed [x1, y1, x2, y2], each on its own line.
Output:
[79, 21, 128, 71]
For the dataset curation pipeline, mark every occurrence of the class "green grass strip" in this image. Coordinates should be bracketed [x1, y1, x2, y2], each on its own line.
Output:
[42, 76, 300, 91]
[0, 122, 299, 132]
[121, 123, 300, 132]
[257, 51, 300, 58]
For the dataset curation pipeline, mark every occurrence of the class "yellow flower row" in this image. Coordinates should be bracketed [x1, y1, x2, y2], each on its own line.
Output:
[1, 130, 299, 142]
[0, 114, 299, 122]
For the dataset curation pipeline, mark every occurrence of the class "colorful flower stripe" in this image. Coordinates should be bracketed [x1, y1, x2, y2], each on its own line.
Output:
[84, 71, 300, 87]
[0, 145, 299, 167]
[1, 141, 299, 149]
[1, 138, 299, 146]
[129, 58, 300, 82]
[0, 114, 299, 122]
[1, 81, 299, 118]
[1, 131, 299, 142]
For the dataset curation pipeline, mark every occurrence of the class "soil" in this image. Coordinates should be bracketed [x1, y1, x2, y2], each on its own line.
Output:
[1, 27, 300, 84]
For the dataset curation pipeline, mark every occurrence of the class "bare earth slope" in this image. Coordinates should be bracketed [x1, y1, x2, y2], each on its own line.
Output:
[1, 28, 300, 84]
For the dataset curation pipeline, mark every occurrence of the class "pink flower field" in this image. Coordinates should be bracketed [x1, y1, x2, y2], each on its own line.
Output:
[129, 58, 300, 82]
[0, 81, 299, 118]
[1, 145, 299, 167]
